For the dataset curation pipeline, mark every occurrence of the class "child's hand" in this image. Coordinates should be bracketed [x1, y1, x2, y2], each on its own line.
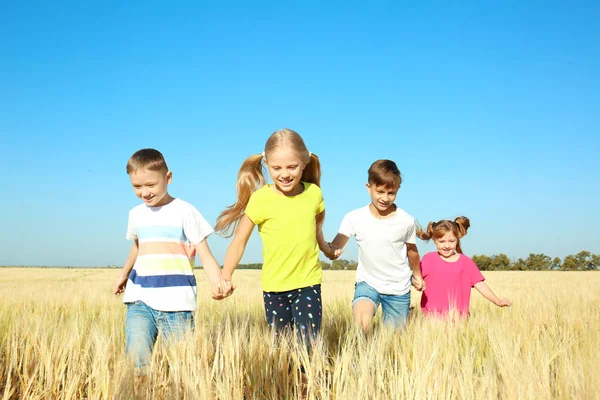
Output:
[211, 280, 225, 300]
[222, 280, 236, 297]
[325, 242, 343, 260]
[332, 246, 343, 259]
[113, 274, 128, 295]
[411, 276, 425, 291]
[322, 242, 335, 260]
[211, 279, 236, 300]
[496, 298, 512, 307]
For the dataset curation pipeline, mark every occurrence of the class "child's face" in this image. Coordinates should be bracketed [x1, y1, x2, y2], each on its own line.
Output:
[434, 232, 458, 258]
[129, 168, 172, 207]
[366, 183, 398, 213]
[265, 146, 306, 196]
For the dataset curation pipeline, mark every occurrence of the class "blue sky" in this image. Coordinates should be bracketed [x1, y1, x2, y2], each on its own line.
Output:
[1, 1, 598, 267]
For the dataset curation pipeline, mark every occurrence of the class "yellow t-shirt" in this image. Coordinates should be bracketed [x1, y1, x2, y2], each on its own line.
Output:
[245, 182, 325, 292]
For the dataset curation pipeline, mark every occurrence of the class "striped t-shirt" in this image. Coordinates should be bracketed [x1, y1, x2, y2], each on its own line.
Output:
[122, 198, 213, 311]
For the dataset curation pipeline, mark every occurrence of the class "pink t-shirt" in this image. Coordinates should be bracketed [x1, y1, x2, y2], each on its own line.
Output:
[420, 252, 485, 317]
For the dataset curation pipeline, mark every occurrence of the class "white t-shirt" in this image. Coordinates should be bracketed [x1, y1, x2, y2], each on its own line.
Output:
[123, 198, 213, 311]
[338, 205, 416, 296]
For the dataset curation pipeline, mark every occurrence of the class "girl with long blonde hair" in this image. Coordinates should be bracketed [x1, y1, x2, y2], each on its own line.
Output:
[216, 129, 330, 348]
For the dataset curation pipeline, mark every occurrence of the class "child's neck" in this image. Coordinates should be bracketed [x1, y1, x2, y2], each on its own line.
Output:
[368, 203, 396, 219]
[438, 252, 460, 263]
[152, 194, 175, 207]
[270, 182, 304, 197]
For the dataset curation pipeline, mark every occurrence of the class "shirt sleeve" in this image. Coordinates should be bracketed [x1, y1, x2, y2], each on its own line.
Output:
[125, 210, 137, 240]
[466, 257, 485, 287]
[405, 219, 417, 244]
[316, 186, 325, 215]
[244, 190, 265, 225]
[420, 253, 430, 278]
[338, 212, 356, 237]
[182, 208, 214, 246]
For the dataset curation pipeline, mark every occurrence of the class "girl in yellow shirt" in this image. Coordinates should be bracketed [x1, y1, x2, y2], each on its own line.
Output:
[216, 128, 330, 349]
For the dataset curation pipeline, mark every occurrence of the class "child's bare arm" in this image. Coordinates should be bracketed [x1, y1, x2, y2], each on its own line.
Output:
[406, 243, 424, 290]
[406, 243, 421, 276]
[195, 239, 222, 284]
[474, 282, 512, 307]
[194, 238, 227, 299]
[315, 211, 330, 255]
[330, 233, 350, 250]
[328, 233, 350, 259]
[222, 214, 254, 281]
[113, 240, 139, 295]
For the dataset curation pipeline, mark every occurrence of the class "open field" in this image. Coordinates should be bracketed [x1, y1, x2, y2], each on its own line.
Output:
[0, 268, 599, 399]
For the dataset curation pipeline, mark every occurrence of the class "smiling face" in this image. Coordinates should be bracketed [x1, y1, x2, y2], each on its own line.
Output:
[433, 231, 459, 259]
[129, 168, 173, 207]
[366, 183, 398, 215]
[265, 146, 306, 196]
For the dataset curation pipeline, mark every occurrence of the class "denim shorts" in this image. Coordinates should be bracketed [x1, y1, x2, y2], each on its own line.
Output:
[125, 300, 194, 370]
[353, 281, 411, 329]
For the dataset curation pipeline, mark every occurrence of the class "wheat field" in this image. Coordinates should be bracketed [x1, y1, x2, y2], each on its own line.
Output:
[0, 268, 598, 400]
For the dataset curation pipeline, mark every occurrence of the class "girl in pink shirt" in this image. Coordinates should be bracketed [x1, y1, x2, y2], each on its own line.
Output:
[416, 217, 511, 318]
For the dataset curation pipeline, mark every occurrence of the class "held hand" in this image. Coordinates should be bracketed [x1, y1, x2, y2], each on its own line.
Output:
[325, 242, 343, 260]
[411, 276, 425, 291]
[222, 279, 236, 297]
[322, 242, 334, 260]
[496, 298, 512, 307]
[333, 246, 343, 259]
[211, 280, 225, 300]
[113, 275, 128, 295]
[212, 279, 236, 300]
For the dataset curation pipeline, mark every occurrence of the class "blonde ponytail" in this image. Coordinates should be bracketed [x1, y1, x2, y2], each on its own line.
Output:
[215, 154, 266, 237]
[302, 152, 322, 187]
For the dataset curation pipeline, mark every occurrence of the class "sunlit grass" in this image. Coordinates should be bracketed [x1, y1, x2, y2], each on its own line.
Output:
[0, 269, 598, 399]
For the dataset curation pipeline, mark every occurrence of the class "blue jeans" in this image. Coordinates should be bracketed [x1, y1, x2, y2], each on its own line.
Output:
[125, 301, 194, 369]
[352, 281, 411, 329]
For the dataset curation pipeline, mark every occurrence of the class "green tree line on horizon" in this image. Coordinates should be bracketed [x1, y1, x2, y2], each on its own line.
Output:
[230, 250, 600, 272]
[472, 251, 600, 271]
[201, 250, 599, 272]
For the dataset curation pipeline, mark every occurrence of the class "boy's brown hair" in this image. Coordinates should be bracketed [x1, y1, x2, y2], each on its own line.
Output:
[126, 148, 169, 174]
[367, 159, 402, 189]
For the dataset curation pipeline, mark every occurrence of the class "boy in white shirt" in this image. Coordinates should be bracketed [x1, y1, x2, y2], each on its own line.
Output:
[328, 160, 423, 332]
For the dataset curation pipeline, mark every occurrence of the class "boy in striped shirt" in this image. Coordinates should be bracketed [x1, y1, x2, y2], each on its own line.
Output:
[113, 148, 227, 371]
